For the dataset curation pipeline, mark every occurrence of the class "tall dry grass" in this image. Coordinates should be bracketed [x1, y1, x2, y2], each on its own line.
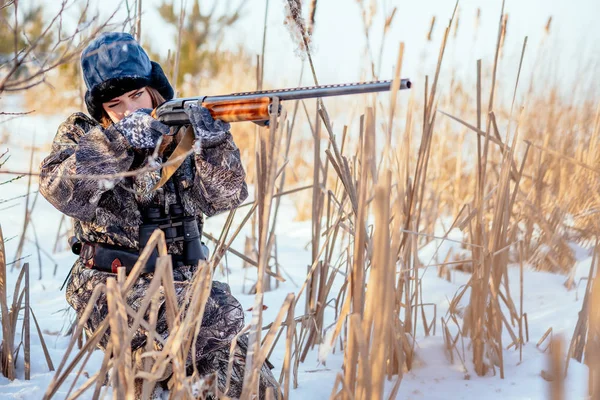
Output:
[1, 1, 599, 399]
[0, 148, 55, 382]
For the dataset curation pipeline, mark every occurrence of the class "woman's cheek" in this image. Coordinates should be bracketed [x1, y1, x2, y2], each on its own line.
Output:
[110, 108, 125, 123]
[139, 92, 153, 109]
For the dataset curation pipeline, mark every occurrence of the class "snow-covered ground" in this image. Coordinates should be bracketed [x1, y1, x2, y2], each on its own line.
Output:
[0, 113, 592, 399]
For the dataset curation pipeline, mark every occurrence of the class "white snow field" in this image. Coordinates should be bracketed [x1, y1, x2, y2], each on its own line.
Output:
[0, 114, 591, 399]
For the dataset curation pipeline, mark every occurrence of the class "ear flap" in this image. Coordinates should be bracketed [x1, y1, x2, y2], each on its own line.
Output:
[150, 62, 174, 101]
[85, 90, 102, 123]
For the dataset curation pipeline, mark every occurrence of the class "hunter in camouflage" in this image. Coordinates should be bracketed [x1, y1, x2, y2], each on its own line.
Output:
[39, 32, 279, 399]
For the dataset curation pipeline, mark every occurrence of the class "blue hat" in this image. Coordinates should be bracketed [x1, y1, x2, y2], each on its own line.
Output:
[81, 32, 174, 121]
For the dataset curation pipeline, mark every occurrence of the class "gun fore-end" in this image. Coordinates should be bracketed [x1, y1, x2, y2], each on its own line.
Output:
[153, 96, 272, 125]
[203, 96, 271, 123]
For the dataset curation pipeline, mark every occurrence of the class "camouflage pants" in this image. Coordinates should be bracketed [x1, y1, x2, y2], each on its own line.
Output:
[65, 259, 280, 399]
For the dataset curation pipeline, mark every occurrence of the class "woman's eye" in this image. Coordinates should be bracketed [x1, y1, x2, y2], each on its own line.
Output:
[134, 91, 143, 98]
[108, 103, 119, 108]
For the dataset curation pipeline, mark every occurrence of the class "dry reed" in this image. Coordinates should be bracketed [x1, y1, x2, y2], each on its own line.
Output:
[1, 1, 598, 399]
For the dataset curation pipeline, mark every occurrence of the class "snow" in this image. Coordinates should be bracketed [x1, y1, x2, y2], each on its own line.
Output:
[0, 114, 593, 399]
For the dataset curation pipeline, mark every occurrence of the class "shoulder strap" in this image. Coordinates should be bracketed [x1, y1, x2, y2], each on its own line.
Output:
[152, 126, 195, 191]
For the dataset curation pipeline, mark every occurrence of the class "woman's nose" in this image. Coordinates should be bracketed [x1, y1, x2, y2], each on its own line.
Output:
[123, 101, 140, 117]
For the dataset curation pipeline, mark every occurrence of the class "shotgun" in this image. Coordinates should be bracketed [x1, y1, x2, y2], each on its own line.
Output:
[153, 78, 412, 126]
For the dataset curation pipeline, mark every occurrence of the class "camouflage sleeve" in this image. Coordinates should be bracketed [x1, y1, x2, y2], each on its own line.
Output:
[192, 132, 249, 217]
[39, 113, 135, 222]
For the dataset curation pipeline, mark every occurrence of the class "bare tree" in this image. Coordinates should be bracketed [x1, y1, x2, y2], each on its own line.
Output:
[156, 0, 246, 89]
[0, 0, 127, 106]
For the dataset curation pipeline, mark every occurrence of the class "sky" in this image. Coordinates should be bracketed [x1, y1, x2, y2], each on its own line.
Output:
[39, 0, 600, 102]
[122, 0, 600, 89]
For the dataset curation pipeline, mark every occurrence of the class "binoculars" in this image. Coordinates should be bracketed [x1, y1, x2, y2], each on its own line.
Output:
[139, 203, 209, 267]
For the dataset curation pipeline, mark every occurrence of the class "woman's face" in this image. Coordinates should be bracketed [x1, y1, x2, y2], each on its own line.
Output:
[102, 87, 153, 123]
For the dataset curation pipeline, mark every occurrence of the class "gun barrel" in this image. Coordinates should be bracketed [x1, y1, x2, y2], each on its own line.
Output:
[204, 78, 411, 103]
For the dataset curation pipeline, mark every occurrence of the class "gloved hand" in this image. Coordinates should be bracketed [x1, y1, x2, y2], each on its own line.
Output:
[184, 103, 230, 148]
[113, 109, 170, 149]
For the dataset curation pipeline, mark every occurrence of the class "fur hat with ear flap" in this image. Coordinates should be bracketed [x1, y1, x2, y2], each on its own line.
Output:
[81, 32, 174, 122]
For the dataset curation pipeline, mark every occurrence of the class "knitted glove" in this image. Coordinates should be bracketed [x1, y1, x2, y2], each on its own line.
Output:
[113, 109, 170, 149]
[184, 103, 230, 148]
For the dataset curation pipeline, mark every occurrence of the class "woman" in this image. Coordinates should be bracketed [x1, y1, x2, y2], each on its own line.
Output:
[39, 32, 278, 398]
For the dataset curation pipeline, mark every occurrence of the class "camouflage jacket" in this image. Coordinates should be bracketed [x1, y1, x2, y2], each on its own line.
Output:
[40, 112, 248, 251]
[39, 113, 280, 398]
